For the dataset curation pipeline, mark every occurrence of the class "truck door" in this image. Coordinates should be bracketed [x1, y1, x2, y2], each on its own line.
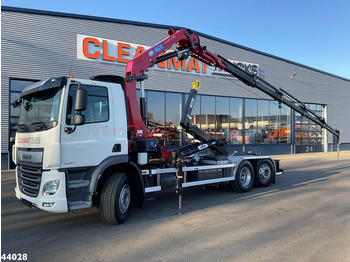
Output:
[60, 81, 117, 168]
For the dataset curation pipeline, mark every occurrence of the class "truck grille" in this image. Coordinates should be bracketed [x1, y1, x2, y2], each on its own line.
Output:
[18, 165, 42, 197]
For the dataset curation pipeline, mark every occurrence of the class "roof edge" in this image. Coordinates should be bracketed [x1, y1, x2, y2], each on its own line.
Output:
[2, 5, 350, 82]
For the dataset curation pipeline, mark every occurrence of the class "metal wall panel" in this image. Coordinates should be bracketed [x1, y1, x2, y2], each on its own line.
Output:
[2, 7, 350, 159]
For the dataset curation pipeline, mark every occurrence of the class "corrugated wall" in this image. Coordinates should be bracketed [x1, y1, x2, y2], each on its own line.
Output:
[2, 8, 350, 156]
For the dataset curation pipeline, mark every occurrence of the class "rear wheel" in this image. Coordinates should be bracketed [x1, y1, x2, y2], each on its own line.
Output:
[100, 173, 131, 225]
[231, 161, 254, 193]
[256, 159, 274, 187]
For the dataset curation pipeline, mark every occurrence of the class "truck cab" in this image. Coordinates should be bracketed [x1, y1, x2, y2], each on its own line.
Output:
[13, 76, 129, 213]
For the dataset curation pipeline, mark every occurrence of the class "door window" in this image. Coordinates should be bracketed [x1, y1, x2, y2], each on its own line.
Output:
[66, 84, 109, 125]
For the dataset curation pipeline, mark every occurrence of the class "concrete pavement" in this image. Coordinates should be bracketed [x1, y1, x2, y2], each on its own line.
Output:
[2, 151, 350, 261]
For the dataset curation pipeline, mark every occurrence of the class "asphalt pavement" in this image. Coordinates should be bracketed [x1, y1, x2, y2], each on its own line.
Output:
[2, 151, 350, 262]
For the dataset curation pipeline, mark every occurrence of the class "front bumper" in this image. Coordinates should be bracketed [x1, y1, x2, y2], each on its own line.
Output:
[15, 168, 68, 213]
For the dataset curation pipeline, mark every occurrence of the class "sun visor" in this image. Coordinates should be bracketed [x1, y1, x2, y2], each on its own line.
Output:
[20, 77, 67, 97]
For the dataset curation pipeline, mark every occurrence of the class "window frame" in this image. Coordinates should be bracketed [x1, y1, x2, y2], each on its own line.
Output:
[66, 83, 110, 125]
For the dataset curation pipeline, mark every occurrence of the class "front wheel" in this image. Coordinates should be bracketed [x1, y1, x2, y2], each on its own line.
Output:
[100, 173, 131, 225]
[230, 161, 254, 193]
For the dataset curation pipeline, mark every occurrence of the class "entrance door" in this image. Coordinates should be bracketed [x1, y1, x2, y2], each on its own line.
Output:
[295, 104, 324, 153]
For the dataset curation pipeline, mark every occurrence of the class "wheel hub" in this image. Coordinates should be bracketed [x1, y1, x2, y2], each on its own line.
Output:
[119, 184, 131, 214]
[259, 164, 271, 182]
[240, 167, 251, 187]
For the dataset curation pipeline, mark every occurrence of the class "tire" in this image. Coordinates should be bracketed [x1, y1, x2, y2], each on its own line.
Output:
[231, 160, 254, 193]
[256, 159, 274, 187]
[100, 173, 132, 225]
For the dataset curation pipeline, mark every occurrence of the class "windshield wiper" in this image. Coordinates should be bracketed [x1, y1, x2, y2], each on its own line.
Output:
[31, 121, 48, 130]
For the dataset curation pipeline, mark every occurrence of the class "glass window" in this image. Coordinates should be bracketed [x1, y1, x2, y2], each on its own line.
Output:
[10, 117, 19, 132]
[66, 84, 109, 125]
[11, 79, 37, 92]
[184, 94, 201, 144]
[216, 97, 229, 143]
[245, 99, 257, 144]
[269, 102, 280, 143]
[258, 100, 269, 144]
[10, 79, 38, 129]
[19, 87, 63, 127]
[201, 96, 215, 138]
[136, 89, 140, 107]
[280, 104, 291, 143]
[295, 111, 302, 145]
[308, 104, 317, 111]
[188, 94, 200, 127]
[229, 98, 243, 144]
[166, 93, 182, 146]
[10, 92, 21, 117]
[295, 103, 323, 146]
[147, 91, 165, 139]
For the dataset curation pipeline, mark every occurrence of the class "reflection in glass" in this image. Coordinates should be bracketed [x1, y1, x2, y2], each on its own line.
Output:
[10, 93, 21, 117]
[295, 103, 323, 146]
[147, 91, 165, 140]
[185, 94, 201, 144]
[20, 87, 63, 127]
[229, 98, 243, 144]
[201, 95, 215, 138]
[280, 104, 291, 143]
[166, 93, 182, 146]
[11, 79, 36, 92]
[267, 102, 291, 143]
[136, 89, 140, 108]
[245, 99, 257, 144]
[258, 100, 269, 144]
[216, 97, 229, 143]
[269, 101, 280, 144]
[10, 79, 38, 140]
[66, 84, 108, 125]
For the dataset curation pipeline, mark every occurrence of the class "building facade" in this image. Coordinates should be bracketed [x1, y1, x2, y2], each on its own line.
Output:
[2, 6, 350, 170]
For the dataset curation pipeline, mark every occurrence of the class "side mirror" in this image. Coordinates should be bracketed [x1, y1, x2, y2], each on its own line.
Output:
[73, 114, 85, 126]
[13, 99, 21, 108]
[74, 89, 88, 112]
[65, 84, 88, 134]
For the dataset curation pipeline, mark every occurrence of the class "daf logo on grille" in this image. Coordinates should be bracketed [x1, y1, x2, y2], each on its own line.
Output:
[18, 150, 43, 164]
[23, 154, 33, 160]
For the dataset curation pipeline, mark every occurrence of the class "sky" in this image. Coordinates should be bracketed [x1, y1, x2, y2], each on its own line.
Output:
[2, 0, 350, 80]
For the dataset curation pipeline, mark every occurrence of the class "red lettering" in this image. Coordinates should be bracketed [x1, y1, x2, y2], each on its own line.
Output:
[18, 138, 31, 144]
[118, 43, 130, 63]
[187, 58, 200, 73]
[134, 46, 145, 57]
[203, 63, 207, 74]
[83, 37, 100, 59]
[102, 40, 115, 61]
[168, 57, 186, 71]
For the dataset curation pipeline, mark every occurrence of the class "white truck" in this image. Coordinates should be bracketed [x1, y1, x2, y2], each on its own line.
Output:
[12, 29, 339, 224]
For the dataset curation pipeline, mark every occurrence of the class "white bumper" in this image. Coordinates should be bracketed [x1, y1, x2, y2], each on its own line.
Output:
[15, 169, 68, 213]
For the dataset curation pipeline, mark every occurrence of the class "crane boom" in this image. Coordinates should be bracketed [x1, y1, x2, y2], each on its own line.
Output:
[217, 55, 340, 139]
[125, 28, 340, 147]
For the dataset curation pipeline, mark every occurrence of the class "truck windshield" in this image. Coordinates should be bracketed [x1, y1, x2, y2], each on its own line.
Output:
[18, 87, 63, 132]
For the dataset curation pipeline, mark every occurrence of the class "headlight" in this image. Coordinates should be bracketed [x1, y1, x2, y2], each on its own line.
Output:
[42, 180, 60, 196]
